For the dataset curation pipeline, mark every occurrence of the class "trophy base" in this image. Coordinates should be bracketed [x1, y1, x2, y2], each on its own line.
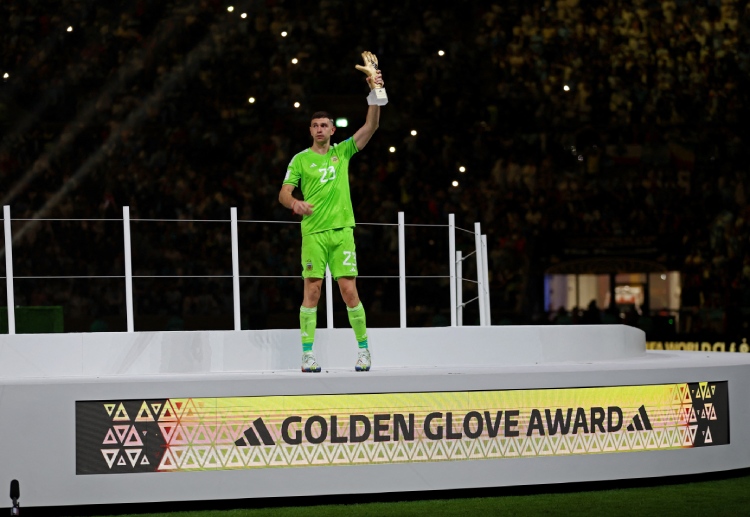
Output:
[367, 88, 388, 106]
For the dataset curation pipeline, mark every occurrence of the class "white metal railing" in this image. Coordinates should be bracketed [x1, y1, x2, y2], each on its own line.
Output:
[1, 205, 491, 333]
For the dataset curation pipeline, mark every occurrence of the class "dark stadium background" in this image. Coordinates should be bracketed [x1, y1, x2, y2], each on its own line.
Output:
[1, 0, 748, 345]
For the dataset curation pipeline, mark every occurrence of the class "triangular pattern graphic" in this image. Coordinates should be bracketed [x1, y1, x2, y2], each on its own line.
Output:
[104, 404, 116, 417]
[158, 449, 179, 471]
[203, 447, 223, 469]
[117, 456, 127, 466]
[705, 426, 713, 444]
[546, 435, 562, 455]
[332, 444, 349, 464]
[556, 436, 571, 455]
[192, 445, 211, 467]
[192, 425, 214, 445]
[135, 401, 154, 422]
[113, 425, 130, 443]
[113, 404, 130, 421]
[602, 433, 617, 452]
[125, 449, 141, 467]
[215, 445, 234, 466]
[101, 449, 119, 469]
[102, 428, 118, 445]
[169, 446, 189, 468]
[159, 423, 177, 443]
[170, 426, 190, 446]
[588, 434, 603, 454]
[181, 399, 201, 422]
[291, 445, 309, 465]
[181, 424, 200, 443]
[225, 448, 245, 468]
[411, 441, 429, 462]
[278, 444, 296, 464]
[124, 426, 144, 446]
[505, 438, 520, 457]
[158, 401, 178, 422]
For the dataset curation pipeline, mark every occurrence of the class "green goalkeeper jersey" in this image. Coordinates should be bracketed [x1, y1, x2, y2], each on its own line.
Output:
[283, 137, 358, 236]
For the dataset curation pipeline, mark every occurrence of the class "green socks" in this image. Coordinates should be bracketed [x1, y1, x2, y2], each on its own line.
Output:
[301, 303, 368, 352]
[300, 305, 317, 353]
[347, 302, 368, 349]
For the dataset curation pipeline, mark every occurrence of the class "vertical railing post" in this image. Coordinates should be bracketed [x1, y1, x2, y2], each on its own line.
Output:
[474, 222, 486, 326]
[448, 214, 457, 327]
[325, 265, 334, 328]
[482, 234, 491, 325]
[230, 207, 241, 331]
[456, 250, 463, 327]
[123, 206, 134, 333]
[398, 211, 406, 328]
[3, 206, 16, 335]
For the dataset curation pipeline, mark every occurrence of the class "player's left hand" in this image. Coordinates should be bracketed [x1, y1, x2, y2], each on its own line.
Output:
[355, 51, 385, 90]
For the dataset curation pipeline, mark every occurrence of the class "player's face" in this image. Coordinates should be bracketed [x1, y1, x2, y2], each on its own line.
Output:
[310, 118, 335, 143]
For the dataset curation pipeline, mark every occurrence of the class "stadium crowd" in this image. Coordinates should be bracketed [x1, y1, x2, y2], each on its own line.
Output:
[0, 0, 748, 337]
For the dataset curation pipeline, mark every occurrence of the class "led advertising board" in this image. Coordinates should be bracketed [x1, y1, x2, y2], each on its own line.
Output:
[76, 382, 728, 475]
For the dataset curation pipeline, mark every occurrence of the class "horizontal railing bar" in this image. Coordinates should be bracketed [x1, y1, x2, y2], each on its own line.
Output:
[11, 218, 123, 222]
[7, 274, 455, 280]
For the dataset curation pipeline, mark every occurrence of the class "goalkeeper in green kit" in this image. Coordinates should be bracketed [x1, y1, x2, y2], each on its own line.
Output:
[278, 51, 387, 373]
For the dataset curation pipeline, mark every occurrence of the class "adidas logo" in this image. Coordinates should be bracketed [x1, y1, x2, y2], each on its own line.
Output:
[235, 418, 275, 446]
[310, 163, 317, 167]
[626, 405, 652, 431]
[301, 331, 309, 337]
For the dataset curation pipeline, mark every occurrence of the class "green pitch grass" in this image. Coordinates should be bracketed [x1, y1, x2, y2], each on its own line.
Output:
[84, 470, 750, 517]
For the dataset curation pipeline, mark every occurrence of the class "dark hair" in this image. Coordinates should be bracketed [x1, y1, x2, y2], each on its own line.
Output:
[310, 111, 334, 124]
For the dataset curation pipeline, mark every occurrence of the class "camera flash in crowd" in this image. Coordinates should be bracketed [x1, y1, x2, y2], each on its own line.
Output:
[281, 31, 288, 37]
[291, 58, 298, 64]
[67, 26, 73, 32]
[459, 166, 466, 173]
[2, 73, 8, 80]
[410, 130, 417, 136]
[241, 13, 247, 18]
[438, 50, 445, 56]
[389, 146, 396, 153]
[335, 118, 348, 128]
[563, 84, 570, 91]
[227, 6, 234, 12]
[294, 102, 300, 108]
[452, 180, 459, 187]
[248, 97, 255, 104]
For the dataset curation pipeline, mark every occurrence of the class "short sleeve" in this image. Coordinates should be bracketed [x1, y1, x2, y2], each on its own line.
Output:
[283, 155, 300, 186]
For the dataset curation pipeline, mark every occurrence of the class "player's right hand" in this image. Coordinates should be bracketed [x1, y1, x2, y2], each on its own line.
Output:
[291, 199, 314, 216]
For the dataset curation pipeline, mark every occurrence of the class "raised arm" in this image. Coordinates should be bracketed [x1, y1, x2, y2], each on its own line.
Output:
[353, 52, 386, 151]
[353, 103, 381, 151]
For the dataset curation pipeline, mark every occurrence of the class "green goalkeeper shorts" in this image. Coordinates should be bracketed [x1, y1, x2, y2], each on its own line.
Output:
[301, 227, 358, 280]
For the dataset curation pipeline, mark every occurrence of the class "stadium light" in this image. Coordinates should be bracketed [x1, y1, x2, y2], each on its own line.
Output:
[335, 118, 348, 128]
